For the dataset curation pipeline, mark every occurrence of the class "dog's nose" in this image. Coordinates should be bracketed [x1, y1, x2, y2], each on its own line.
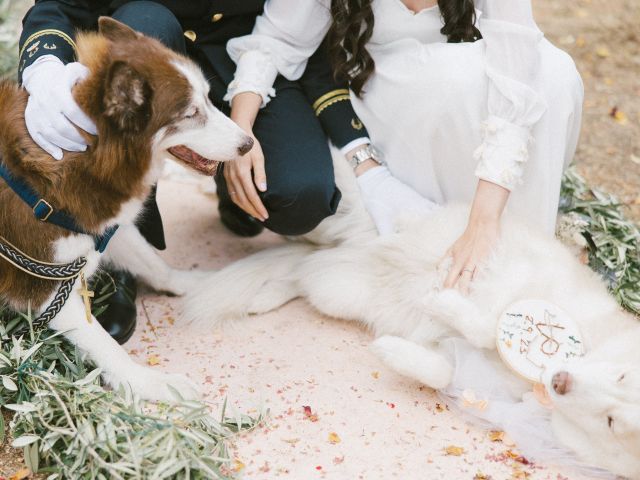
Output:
[238, 136, 254, 155]
[552, 371, 572, 395]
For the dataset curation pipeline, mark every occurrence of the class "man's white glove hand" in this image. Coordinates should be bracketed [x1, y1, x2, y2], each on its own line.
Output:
[22, 56, 97, 160]
[356, 166, 439, 235]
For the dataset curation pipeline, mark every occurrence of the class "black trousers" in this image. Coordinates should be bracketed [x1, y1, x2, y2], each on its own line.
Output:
[113, 1, 344, 243]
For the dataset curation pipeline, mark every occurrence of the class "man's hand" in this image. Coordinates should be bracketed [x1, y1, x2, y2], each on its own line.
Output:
[222, 127, 269, 221]
[22, 56, 97, 160]
[441, 180, 510, 294]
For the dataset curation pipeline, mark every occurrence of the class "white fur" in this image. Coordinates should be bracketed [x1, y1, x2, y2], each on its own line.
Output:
[43, 226, 202, 402]
[185, 150, 640, 479]
[160, 60, 250, 163]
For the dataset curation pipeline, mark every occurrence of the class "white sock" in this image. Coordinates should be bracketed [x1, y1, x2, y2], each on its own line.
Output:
[356, 166, 439, 235]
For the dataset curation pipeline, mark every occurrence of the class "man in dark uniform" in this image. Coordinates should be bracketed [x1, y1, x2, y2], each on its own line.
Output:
[18, 1, 372, 343]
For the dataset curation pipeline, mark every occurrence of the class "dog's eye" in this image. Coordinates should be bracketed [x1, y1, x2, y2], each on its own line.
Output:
[184, 106, 199, 119]
[607, 416, 614, 429]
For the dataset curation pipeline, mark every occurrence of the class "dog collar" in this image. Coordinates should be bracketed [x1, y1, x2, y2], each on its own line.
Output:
[0, 162, 118, 253]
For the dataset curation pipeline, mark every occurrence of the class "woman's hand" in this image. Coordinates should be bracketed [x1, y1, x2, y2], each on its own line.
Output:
[223, 128, 268, 221]
[226, 92, 268, 222]
[442, 180, 510, 294]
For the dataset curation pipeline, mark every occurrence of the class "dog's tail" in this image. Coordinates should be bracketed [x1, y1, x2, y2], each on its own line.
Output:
[182, 243, 315, 329]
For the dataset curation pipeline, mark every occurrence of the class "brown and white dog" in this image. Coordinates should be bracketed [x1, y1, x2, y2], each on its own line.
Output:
[0, 18, 252, 400]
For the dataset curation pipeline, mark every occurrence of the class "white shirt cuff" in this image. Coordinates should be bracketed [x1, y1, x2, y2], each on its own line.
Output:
[340, 137, 371, 156]
[473, 115, 532, 191]
[224, 50, 279, 108]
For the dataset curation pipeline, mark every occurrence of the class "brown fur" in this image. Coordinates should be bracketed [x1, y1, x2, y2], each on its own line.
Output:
[0, 18, 196, 310]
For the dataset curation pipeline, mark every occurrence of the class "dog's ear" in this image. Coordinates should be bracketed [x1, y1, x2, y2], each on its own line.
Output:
[98, 17, 139, 42]
[103, 61, 152, 132]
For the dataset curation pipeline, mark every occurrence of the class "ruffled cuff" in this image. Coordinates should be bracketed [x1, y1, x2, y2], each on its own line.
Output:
[224, 50, 278, 108]
[473, 115, 532, 191]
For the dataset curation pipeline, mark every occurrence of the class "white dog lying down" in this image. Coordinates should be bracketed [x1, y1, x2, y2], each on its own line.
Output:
[186, 156, 640, 479]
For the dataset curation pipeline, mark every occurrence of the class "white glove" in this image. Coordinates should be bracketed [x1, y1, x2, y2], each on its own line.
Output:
[356, 165, 440, 235]
[22, 56, 97, 160]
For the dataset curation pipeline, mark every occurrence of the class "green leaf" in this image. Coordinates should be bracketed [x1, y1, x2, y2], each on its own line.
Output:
[12, 435, 40, 447]
[2, 375, 17, 391]
[24, 441, 40, 473]
[4, 402, 37, 413]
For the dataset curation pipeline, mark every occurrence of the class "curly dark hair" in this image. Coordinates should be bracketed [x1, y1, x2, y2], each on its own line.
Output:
[328, 0, 482, 97]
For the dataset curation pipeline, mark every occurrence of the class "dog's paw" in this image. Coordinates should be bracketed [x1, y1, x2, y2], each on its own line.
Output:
[370, 335, 410, 363]
[165, 269, 212, 297]
[371, 336, 454, 390]
[105, 367, 202, 402]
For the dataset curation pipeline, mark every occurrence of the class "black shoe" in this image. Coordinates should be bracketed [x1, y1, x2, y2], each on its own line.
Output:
[218, 200, 265, 237]
[91, 269, 137, 345]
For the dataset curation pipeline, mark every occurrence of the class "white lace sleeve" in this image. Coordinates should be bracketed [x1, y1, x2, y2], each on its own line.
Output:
[225, 0, 332, 107]
[473, 0, 547, 190]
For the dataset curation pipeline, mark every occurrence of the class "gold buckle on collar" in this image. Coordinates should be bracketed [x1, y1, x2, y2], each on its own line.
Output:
[33, 199, 54, 222]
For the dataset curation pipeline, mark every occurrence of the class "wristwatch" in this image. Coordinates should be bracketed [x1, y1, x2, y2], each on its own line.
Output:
[348, 144, 384, 170]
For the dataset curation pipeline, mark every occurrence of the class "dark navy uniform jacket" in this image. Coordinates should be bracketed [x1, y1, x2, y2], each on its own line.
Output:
[18, 0, 368, 148]
[19, 0, 263, 74]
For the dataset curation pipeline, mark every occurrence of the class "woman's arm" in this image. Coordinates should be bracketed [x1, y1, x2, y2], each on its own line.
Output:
[225, 0, 332, 107]
[225, 92, 269, 221]
[443, 181, 509, 293]
[473, 0, 546, 190]
[444, 0, 546, 291]
[222, 0, 333, 219]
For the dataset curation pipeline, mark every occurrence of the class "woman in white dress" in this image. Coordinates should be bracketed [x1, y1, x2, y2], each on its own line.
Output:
[224, 0, 583, 291]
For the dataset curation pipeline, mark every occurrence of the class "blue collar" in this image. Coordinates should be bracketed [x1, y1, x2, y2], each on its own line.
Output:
[0, 163, 118, 253]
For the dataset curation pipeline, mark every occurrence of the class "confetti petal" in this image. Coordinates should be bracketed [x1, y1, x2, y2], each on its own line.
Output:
[302, 405, 319, 422]
[328, 432, 341, 444]
[9, 469, 31, 480]
[532, 383, 554, 409]
[232, 459, 245, 472]
[445, 445, 465, 456]
[147, 354, 161, 366]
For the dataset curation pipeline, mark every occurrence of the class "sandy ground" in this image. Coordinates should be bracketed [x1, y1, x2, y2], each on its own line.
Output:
[0, 0, 638, 478]
[534, 0, 640, 218]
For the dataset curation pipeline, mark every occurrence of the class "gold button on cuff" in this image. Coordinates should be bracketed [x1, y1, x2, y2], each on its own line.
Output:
[212, 13, 223, 22]
[184, 30, 197, 42]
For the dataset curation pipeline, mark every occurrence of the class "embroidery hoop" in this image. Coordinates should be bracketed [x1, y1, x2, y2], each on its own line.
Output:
[495, 299, 585, 383]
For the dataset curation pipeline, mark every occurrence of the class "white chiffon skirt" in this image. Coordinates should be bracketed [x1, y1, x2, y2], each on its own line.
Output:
[351, 37, 584, 234]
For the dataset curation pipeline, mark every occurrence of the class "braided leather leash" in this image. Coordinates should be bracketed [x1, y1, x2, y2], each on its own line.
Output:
[0, 235, 87, 344]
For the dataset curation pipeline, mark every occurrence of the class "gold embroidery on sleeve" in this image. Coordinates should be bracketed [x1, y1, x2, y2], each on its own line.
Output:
[312, 89, 350, 115]
[19, 29, 76, 61]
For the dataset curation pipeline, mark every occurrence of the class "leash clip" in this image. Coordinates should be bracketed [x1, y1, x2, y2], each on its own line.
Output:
[33, 199, 54, 222]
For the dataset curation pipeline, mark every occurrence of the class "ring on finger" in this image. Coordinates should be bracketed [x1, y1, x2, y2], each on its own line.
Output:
[461, 267, 476, 276]
[230, 191, 237, 195]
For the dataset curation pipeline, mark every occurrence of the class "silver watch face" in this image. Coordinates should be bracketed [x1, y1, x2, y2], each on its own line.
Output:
[349, 145, 383, 169]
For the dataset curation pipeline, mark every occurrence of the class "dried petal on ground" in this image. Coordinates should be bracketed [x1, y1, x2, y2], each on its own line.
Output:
[488, 431, 505, 442]
[444, 445, 465, 456]
[147, 354, 161, 366]
[302, 405, 319, 422]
